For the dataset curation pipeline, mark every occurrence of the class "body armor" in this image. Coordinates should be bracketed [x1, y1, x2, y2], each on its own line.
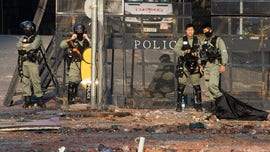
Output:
[201, 36, 221, 63]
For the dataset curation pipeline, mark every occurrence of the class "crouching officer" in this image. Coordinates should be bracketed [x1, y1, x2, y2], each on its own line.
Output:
[200, 23, 228, 112]
[174, 24, 203, 112]
[60, 23, 91, 104]
[16, 20, 45, 108]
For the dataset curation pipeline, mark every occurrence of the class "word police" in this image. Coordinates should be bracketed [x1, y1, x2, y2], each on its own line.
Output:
[134, 39, 176, 50]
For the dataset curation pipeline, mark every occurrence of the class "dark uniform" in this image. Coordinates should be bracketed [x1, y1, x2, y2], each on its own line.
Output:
[60, 23, 91, 104]
[174, 24, 203, 112]
[200, 23, 228, 112]
[16, 20, 45, 108]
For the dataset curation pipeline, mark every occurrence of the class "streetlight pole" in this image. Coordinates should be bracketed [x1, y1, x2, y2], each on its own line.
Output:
[91, 0, 97, 106]
[97, 0, 104, 109]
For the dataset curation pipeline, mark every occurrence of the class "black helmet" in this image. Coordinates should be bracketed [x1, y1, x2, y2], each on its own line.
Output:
[202, 22, 212, 29]
[20, 20, 36, 36]
[159, 54, 170, 62]
[73, 23, 85, 34]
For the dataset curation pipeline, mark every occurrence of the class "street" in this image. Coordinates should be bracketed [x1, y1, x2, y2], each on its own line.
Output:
[0, 35, 269, 152]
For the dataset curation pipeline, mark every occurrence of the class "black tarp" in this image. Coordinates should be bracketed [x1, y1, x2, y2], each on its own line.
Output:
[215, 92, 269, 121]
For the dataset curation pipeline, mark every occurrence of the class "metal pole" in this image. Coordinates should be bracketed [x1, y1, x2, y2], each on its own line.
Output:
[260, 19, 266, 97]
[91, 0, 97, 106]
[111, 48, 115, 95]
[239, 0, 243, 39]
[130, 49, 135, 96]
[122, 16, 127, 107]
[97, 0, 104, 109]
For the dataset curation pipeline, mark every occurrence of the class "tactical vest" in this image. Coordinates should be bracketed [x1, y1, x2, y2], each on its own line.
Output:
[19, 35, 40, 63]
[181, 36, 199, 73]
[181, 36, 199, 52]
[70, 39, 90, 61]
[202, 36, 221, 61]
[73, 39, 90, 54]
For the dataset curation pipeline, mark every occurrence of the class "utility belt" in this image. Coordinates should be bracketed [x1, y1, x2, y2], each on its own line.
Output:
[184, 55, 199, 74]
[67, 55, 81, 63]
[207, 57, 221, 64]
[71, 56, 81, 62]
[176, 56, 199, 78]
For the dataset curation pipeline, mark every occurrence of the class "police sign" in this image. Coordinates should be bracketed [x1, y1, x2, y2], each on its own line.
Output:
[134, 39, 176, 50]
[107, 37, 177, 50]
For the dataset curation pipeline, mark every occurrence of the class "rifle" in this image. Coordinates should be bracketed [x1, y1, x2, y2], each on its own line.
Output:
[65, 39, 83, 70]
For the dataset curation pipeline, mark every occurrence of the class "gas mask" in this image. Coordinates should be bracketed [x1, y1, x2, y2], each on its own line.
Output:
[204, 31, 212, 38]
[76, 33, 84, 41]
[24, 29, 33, 37]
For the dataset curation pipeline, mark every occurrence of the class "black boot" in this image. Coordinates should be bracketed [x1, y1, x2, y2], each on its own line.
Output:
[176, 84, 186, 112]
[215, 95, 223, 103]
[37, 96, 46, 108]
[212, 95, 223, 113]
[23, 96, 32, 108]
[68, 82, 78, 105]
[195, 103, 203, 112]
[210, 101, 216, 113]
[194, 85, 203, 112]
[176, 98, 182, 112]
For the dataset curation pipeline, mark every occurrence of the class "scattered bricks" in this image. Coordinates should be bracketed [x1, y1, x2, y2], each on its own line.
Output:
[132, 127, 142, 132]
[68, 104, 91, 111]
[145, 126, 155, 133]
[44, 99, 57, 108]
[241, 125, 255, 134]
[166, 125, 178, 133]
[144, 147, 176, 152]
[208, 114, 218, 122]
[177, 124, 189, 131]
[122, 127, 131, 132]
[102, 105, 116, 112]
[144, 147, 151, 152]
[209, 128, 218, 134]
[243, 125, 255, 130]
[255, 128, 266, 134]
[111, 125, 123, 131]
[154, 125, 168, 133]
[225, 129, 231, 134]
[230, 128, 240, 134]
[182, 127, 193, 135]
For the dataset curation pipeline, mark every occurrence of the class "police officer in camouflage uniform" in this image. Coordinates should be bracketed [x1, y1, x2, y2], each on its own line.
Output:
[148, 54, 175, 98]
[200, 23, 228, 112]
[174, 24, 203, 112]
[60, 23, 91, 104]
[16, 20, 45, 108]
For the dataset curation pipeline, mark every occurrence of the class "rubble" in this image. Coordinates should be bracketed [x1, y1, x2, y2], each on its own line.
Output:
[0, 101, 269, 151]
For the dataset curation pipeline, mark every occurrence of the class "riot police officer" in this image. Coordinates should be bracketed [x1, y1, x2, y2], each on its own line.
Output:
[16, 20, 45, 108]
[60, 23, 91, 104]
[200, 23, 228, 112]
[174, 24, 203, 112]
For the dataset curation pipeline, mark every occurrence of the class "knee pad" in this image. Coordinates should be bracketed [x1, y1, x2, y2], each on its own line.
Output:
[193, 85, 201, 93]
[68, 82, 77, 93]
[178, 84, 186, 94]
